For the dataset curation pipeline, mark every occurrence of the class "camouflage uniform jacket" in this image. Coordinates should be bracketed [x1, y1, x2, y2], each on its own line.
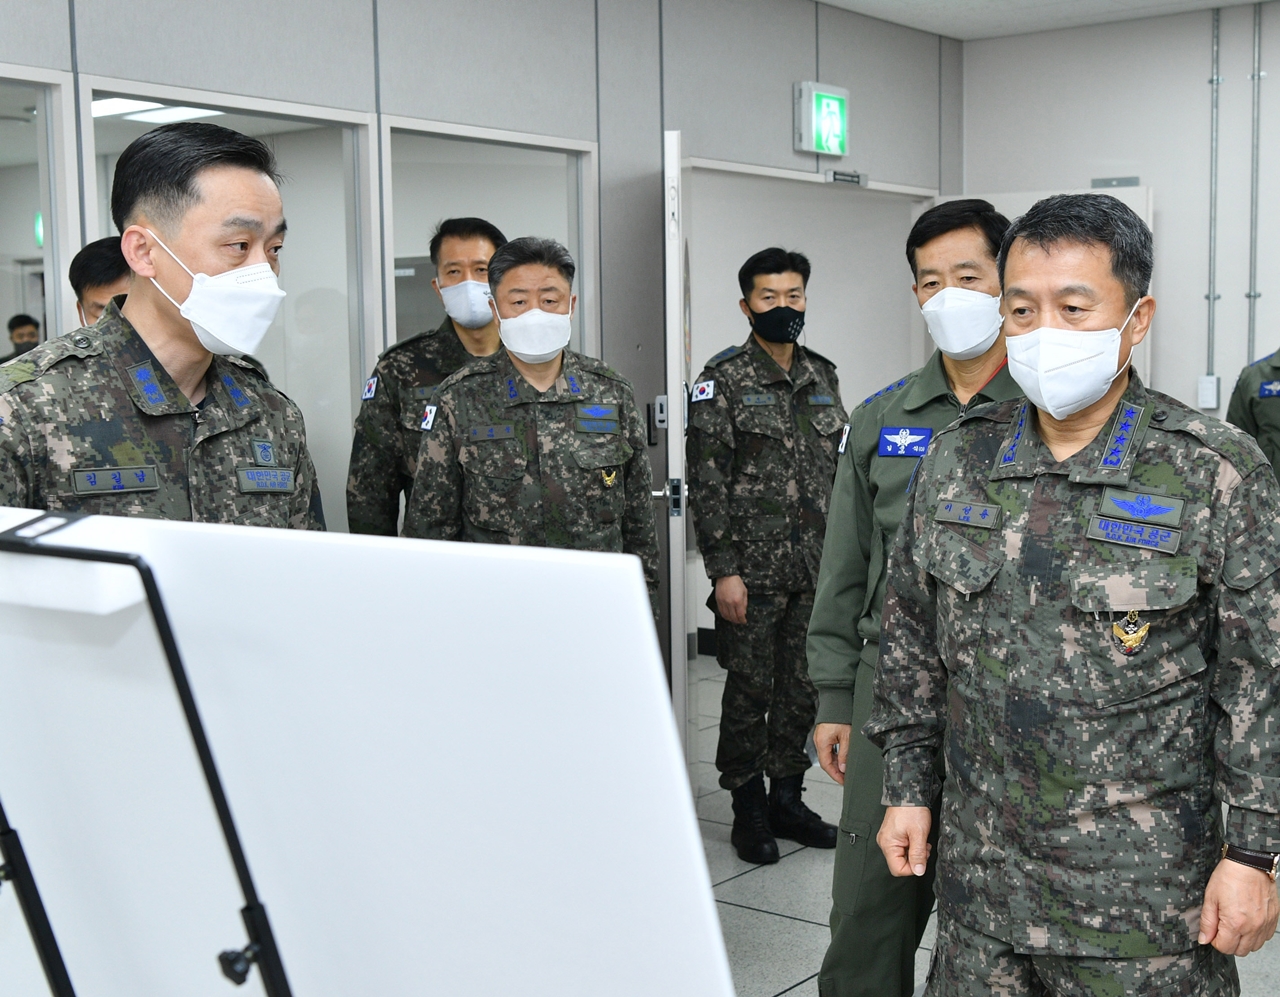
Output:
[1226, 348, 1280, 472]
[401, 348, 659, 596]
[0, 299, 324, 529]
[686, 336, 847, 593]
[864, 374, 1280, 958]
[808, 351, 1022, 726]
[346, 317, 476, 534]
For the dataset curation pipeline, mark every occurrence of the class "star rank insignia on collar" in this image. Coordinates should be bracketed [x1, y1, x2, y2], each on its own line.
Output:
[1112, 610, 1150, 656]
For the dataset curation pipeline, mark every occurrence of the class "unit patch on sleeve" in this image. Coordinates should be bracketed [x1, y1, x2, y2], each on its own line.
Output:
[421, 404, 438, 431]
[362, 376, 378, 400]
[692, 380, 715, 403]
[935, 500, 1001, 529]
[879, 427, 933, 457]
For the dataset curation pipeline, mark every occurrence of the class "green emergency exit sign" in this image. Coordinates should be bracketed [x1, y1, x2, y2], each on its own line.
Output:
[794, 82, 849, 157]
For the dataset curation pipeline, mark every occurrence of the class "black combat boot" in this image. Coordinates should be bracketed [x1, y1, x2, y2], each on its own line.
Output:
[729, 774, 780, 864]
[769, 773, 837, 848]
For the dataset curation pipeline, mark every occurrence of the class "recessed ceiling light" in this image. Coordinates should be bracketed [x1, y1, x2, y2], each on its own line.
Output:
[123, 106, 225, 125]
[91, 98, 162, 118]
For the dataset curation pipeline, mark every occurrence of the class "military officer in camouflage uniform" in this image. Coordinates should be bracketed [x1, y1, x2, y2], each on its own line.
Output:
[347, 217, 507, 534]
[807, 200, 1018, 997]
[0, 122, 323, 529]
[868, 194, 1280, 995]
[1226, 350, 1280, 471]
[402, 236, 658, 601]
[687, 247, 846, 865]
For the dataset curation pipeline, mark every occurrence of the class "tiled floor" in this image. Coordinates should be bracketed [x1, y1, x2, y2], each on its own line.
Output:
[689, 652, 1280, 997]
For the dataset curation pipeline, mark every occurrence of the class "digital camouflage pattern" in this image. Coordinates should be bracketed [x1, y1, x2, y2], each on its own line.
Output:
[715, 590, 818, 790]
[925, 913, 1239, 997]
[1226, 348, 1280, 473]
[865, 373, 1280, 959]
[686, 336, 847, 593]
[806, 350, 1021, 997]
[401, 348, 659, 598]
[346, 317, 477, 534]
[0, 298, 323, 529]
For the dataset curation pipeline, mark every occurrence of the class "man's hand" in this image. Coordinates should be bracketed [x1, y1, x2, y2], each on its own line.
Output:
[715, 575, 748, 624]
[1199, 858, 1280, 956]
[878, 806, 932, 877]
[814, 723, 852, 786]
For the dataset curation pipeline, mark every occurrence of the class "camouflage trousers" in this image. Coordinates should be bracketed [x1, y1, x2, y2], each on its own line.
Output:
[925, 912, 1240, 997]
[714, 590, 817, 791]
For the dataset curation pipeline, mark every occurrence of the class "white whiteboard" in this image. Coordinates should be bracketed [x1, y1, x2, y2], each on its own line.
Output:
[0, 509, 732, 997]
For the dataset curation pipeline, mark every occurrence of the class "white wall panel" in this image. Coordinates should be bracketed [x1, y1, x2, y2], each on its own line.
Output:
[0, 0, 70, 72]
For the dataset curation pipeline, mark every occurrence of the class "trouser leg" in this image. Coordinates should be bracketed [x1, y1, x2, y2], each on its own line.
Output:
[715, 593, 787, 791]
[764, 590, 818, 780]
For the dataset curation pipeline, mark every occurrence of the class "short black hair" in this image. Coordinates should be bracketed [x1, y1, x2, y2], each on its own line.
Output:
[69, 237, 130, 299]
[998, 193, 1153, 307]
[487, 236, 575, 291]
[7, 314, 38, 333]
[429, 217, 509, 268]
[738, 248, 811, 299]
[111, 121, 282, 234]
[905, 199, 1009, 277]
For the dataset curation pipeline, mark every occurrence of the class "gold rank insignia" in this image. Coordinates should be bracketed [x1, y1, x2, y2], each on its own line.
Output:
[1112, 610, 1150, 656]
[601, 469, 619, 488]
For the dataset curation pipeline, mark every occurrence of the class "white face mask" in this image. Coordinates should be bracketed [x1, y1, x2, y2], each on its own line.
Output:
[1005, 299, 1142, 421]
[439, 280, 494, 330]
[497, 302, 573, 364]
[920, 287, 1004, 361]
[147, 230, 286, 357]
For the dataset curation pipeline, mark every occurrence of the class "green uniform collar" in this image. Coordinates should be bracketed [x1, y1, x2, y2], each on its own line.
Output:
[900, 348, 1018, 413]
[989, 373, 1153, 486]
[497, 347, 594, 405]
[743, 334, 818, 391]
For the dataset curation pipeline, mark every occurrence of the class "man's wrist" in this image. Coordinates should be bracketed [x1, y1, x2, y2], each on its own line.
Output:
[815, 687, 854, 726]
[1221, 843, 1280, 882]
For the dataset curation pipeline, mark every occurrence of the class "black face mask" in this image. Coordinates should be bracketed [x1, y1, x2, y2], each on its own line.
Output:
[10, 340, 36, 355]
[749, 305, 805, 344]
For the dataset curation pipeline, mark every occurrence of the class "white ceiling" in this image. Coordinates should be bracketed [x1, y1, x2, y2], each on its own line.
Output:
[824, 0, 1260, 41]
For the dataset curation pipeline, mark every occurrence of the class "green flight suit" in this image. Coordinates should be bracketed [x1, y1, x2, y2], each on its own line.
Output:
[806, 350, 1021, 997]
[1226, 349, 1280, 472]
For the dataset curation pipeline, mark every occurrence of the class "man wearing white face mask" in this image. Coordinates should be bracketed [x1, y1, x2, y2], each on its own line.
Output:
[868, 194, 1280, 996]
[0, 122, 323, 528]
[402, 236, 659, 605]
[347, 217, 507, 535]
[807, 199, 1018, 997]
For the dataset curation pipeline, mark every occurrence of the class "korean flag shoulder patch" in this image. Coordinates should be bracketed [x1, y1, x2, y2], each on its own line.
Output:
[691, 380, 715, 403]
[421, 404, 438, 431]
[838, 423, 851, 454]
[362, 376, 378, 400]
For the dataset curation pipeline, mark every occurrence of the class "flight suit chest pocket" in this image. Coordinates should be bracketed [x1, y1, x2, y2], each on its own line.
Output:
[919, 525, 1004, 672]
[1068, 556, 1205, 707]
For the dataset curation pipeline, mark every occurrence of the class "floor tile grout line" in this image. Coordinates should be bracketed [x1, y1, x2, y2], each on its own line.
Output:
[771, 971, 820, 997]
[714, 897, 829, 928]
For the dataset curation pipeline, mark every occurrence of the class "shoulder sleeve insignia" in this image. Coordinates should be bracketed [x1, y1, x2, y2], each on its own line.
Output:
[692, 380, 715, 403]
[362, 376, 378, 400]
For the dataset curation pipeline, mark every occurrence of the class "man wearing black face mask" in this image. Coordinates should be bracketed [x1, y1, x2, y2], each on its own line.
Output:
[3, 314, 40, 362]
[687, 247, 847, 864]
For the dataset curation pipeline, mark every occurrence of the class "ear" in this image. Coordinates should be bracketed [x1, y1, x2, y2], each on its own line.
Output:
[431, 278, 442, 301]
[120, 225, 158, 279]
[738, 298, 752, 322]
[1129, 296, 1156, 348]
[569, 293, 578, 317]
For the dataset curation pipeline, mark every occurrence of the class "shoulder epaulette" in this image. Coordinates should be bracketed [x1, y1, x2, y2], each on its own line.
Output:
[0, 334, 99, 394]
[435, 354, 497, 393]
[802, 345, 836, 368]
[378, 326, 436, 359]
[570, 352, 633, 388]
[225, 355, 269, 381]
[1249, 350, 1277, 367]
[1144, 389, 1266, 476]
[705, 344, 745, 368]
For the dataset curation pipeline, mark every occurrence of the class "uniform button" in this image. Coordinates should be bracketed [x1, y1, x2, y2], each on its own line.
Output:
[72, 335, 90, 348]
[1152, 410, 1168, 423]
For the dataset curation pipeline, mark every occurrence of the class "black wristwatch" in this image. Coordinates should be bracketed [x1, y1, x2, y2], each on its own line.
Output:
[1221, 843, 1280, 882]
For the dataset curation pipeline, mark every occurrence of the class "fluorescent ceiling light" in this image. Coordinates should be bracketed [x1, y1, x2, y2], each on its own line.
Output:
[123, 106, 225, 124]
[91, 98, 162, 118]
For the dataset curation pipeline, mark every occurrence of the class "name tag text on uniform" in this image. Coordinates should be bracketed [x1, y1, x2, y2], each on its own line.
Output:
[1087, 515, 1181, 554]
[72, 465, 160, 494]
[879, 427, 933, 457]
[809, 394, 834, 405]
[468, 424, 516, 442]
[742, 393, 776, 406]
[1100, 487, 1184, 527]
[237, 468, 296, 493]
[935, 500, 1000, 529]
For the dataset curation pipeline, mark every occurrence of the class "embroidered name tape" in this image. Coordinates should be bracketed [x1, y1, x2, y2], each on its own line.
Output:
[362, 376, 378, 400]
[251, 439, 276, 466]
[742, 393, 776, 406]
[1086, 515, 1181, 554]
[72, 465, 160, 495]
[1100, 487, 1183, 527]
[576, 418, 619, 434]
[692, 380, 714, 402]
[838, 424, 851, 455]
[1260, 380, 1280, 398]
[468, 424, 516, 441]
[809, 394, 834, 405]
[237, 468, 296, 493]
[421, 404, 437, 431]
[935, 500, 1000, 529]
[879, 426, 933, 457]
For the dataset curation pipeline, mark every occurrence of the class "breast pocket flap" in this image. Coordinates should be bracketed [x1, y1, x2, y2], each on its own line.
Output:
[1069, 556, 1198, 613]
[572, 441, 632, 470]
[919, 526, 1004, 596]
[460, 440, 525, 480]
